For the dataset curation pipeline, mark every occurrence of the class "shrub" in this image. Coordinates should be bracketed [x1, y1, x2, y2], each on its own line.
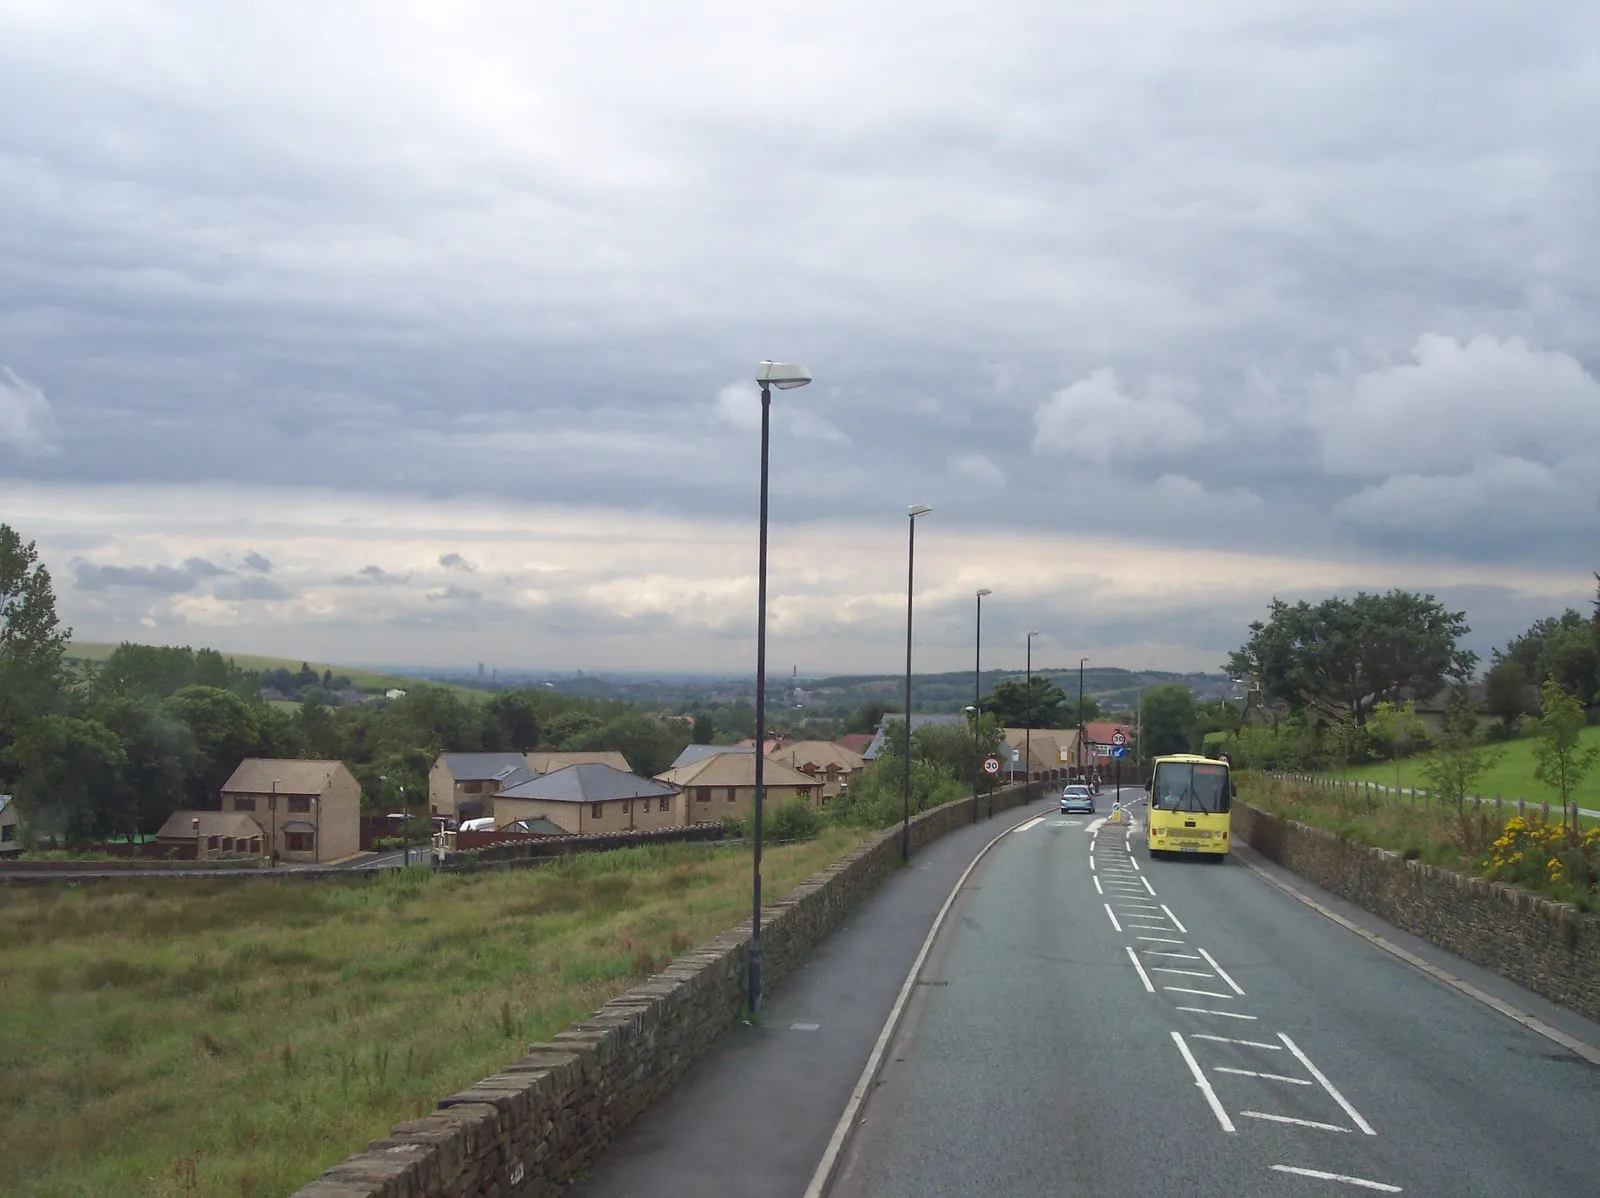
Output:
[1482, 815, 1600, 895]
[743, 797, 821, 843]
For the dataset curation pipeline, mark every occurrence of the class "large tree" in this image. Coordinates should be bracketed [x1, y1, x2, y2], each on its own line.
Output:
[1226, 590, 1476, 725]
[1140, 683, 1196, 757]
[0, 525, 69, 736]
[981, 676, 1068, 728]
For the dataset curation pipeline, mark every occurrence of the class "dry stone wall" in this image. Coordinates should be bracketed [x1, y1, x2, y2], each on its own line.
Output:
[293, 785, 1039, 1198]
[1232, 800, 1600, 1024]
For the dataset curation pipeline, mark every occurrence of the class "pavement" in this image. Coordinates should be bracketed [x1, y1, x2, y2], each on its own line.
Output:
[564, 792, 1056, 1198]
[829, 790, 1600, 1198]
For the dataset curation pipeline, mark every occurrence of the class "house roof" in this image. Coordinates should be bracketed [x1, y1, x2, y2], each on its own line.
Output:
[863, 713, 967, 759]
[1083, 722, 1131, 746]
[1002, 728, 1081, 768]
[222, 759, 352, 795]
[526, 750, 632, 774]
[769, 740, 865, 773]
[655, 753, 816, 789]
[507, 816, 567, 836]
[438, 753, 532, 782]
[155, 810, 265, 840]
[495, 763, 676, 804]
[834, 733, 874, 756]
[669, 743, 752, 770]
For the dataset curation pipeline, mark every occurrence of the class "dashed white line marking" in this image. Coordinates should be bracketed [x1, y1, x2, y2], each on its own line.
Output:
[1089, 855, 1096, 871]
[1093, 874, 1104, 895]
[1197, 947, 1245, 996]
[1165, 986, 1237, 999]
[1103, 904, 1123, 933]
[1214, 1067, 1311, 1085]
[1192, 1034, 1282, 1050]
[1141, 876, 1157, 895]
[1142, 950, 1201, 959]
[1124, 855, 1141, 871]
[1176, 1006, 1258, 1020]
[1269, 1165, 1402, 1192]
[1171, 1032, 1236, 1133]
[791, 1022, 822, 1031]
[1160, 904, 1188, 933]
[1138, 936, 1185, 945]
[1126, 946, 1155, 993]
[1240, 1110, 1351, 1133]
[1150, 967, 1214, 978]
[1279, 1034, 1376, 1135]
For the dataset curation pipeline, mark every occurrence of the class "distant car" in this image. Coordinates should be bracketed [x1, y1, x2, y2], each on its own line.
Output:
[1060, 784, 1095, 814]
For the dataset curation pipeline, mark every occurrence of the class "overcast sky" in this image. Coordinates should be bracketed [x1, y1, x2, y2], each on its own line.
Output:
[2, 1, 1597, 676]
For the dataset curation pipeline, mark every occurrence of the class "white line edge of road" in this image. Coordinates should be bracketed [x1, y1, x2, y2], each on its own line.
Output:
[801, 807, 1038, 1198]
[1237, 856, 1600, 1069]
[1269, 1165, 1403, 1193]
[1170, 1030, 1237, 1133]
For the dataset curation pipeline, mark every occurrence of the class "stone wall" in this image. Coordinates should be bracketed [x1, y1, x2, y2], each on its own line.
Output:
[1232, 800, 1600, 1024]
[452, 822, 729, 864]
[292, 784, 1040, 1197]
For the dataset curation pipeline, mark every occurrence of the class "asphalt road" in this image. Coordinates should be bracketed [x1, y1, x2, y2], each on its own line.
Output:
[830, 789, 1600, 1198]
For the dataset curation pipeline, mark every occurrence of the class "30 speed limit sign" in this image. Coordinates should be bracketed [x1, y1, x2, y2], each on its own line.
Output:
[1111, 731, 1126, 747]
[982, 755, 1002, 776]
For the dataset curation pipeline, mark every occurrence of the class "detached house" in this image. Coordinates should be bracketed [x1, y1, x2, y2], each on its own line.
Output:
[491, 764, 681, 835]
[655, 753, 818, 824]
[428, 753, 534, 824]
[0, 794, 19, 855]
[768, 740, 865, 800]
[220, 759, 361, 864]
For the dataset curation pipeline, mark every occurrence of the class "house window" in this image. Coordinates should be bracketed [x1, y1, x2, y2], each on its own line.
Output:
[797, 788, 812, 800]
[233, 796, 256, 811]
[695, 788, 711, 803]
[659, 797, 671, 812]
[622, 800, 632, 814]
[206, 835, 220, 850]
[590, 803, 603, 819]
[250, 837, 262, 854]
[1, 824, 15, 842]
[725, 788, 737, 803]
[288, 796, 311, 813]
[222, 837, 235, 852]
[285, 831, 314, 853]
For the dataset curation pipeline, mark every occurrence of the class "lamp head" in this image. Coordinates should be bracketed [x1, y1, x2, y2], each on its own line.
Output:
[977, 587, 992, 597]
[908, 504, 933, 518]
[756, 360, 812, 390]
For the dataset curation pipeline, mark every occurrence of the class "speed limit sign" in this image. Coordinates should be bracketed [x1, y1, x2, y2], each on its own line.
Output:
[982, 755, 1002, 776]
[1111, 730, 1126, 747]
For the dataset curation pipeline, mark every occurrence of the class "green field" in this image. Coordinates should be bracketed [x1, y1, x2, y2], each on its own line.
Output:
[0, 829, 867, 1197]
[1328, 725, 1600, 811]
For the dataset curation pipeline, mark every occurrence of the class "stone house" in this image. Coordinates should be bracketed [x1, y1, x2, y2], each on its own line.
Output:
[655, 753, 818, 824]
[154, 810, 265, 860]
[491, 764, 682, 835]
[219, 759, 361, 864]
[767, 740, 866, 801]
[428, 753, 534, 823]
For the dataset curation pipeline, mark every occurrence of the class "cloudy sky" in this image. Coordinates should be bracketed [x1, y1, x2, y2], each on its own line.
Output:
[2, 1, 1597, 676]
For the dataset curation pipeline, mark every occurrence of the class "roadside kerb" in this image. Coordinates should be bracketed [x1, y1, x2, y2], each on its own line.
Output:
[291, 783, 1044, 1198]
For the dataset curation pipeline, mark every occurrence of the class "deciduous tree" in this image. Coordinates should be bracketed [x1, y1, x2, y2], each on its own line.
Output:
[1526, 678, 1600, 833]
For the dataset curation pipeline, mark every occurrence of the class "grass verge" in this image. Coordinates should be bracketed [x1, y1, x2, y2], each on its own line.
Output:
[0, 827, 869, 1197]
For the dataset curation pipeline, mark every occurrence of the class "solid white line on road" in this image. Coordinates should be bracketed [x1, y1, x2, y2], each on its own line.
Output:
[1126, 946, 1155, 993]
[1193, 1034, 1282, 1050]
[1165, 986, 1237, 999]
[1104, 904, 1123, 932]
[1161, 904, 1189, 933]
[1177, 1006, 1258, 1020]
[1238, 856, 1600, 1068]
[1138, 935, 1185, 944]
[1197, 947, 1245, 996]
[1150, 966, 1214, 977]
[1171, 1032, 1236, 1133]
[1241, 1111, 1351, 1133]
[1279, 1033, 1376, 1135]
[1214, 1067, 1311, 1085]
[801, 807, 1042, 1198]
[1124, 919, 1172, 927]
[1093, 874, 1104, 895]
[1143, 950, 1201, 959]
[1141, 876, 1157, 895]
[1116, 902, 1162, 910]
[1269, 1165, 1402, 1192]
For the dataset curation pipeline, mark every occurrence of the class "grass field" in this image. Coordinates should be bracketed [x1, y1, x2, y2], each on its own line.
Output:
[0, 829, 869, 1197]
[1327, 725, 1600, 811]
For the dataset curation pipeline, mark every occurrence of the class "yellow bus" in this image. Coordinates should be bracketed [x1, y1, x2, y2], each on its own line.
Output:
[1145, 753, 1234, 859]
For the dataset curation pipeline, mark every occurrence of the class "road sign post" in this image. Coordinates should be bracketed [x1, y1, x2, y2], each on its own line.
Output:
[982, 755, 1002, 778]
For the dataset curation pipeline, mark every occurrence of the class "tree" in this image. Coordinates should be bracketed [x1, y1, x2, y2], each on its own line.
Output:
[1525, 678, 1600, 833]
[1367, 700, 1425, 792]
[95, 697, 195, 842]
[162, 686, 268, 806]
[1483, 655, 1536, 732]
[1140, 684, 1196, 758]
[1, 714, 125, 845]
[1323, 713, 1370, 778]
[485, 692, 541, 751]
[1420, 690, 1500, 815]
[1227, 590, 1476, 725]
[982, 676, 1068, 728]
[0, 524, 69, 738]
[844, 701, 893, 736]
[691, 712, 714, 745]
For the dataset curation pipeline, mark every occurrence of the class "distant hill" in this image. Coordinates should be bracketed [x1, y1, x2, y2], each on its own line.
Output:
[803, 666, 1233, 714]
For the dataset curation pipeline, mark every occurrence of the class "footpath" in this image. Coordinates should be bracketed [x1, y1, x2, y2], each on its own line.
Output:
[565, 795, 1051, 1198]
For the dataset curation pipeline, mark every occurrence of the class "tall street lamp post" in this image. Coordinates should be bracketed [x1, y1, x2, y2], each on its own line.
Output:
[1078, 656, 1090, 781]
[748, 360, 811, 1015]
[973, 588, 991, 822]
[903, 504, 933, 862]
[1025, 630, 1040, 800]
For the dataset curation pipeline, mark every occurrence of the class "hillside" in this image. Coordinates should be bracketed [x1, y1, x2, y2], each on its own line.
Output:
[1334, 726, 1600, 812]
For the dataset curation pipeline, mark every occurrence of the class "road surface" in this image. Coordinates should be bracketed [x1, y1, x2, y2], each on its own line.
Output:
[830, 790, 1600, 1197]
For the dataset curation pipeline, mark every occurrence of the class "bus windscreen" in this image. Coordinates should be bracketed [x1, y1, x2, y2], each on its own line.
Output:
[1151, 762, 1230, 814]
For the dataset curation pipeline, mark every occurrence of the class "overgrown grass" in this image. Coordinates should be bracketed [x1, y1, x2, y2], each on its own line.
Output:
[0, 827, 868, 1197]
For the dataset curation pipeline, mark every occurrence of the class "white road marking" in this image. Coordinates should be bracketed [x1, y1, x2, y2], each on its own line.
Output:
[1103, 904, 1123, 932]
[1018, 815, 1047, 832]
[1165, 986, 1237, 999]
[1116, 902, 1162, 910]
[1279, 1033, 1376, 1135]
[1214, 1067, 1311, 1085]
[1176, 1006, 1258, 1020]
[1150, 966, 1214, 977]
[1160, 904, 1189, 933]
[1138, 936, 1185, 944]
[1192, 1034, 1282, 1050]
[1126, 946, 1155, 993]
[1124, 919, 1172, 927]
[1240, 1110, 1351, 1133]
[1141, 876, 1157, 895]
[1171, 1031, 1236, 1133]
[1142, 950, 1201, 959]
[1269, 1165, 1402, 1192]
[1089, 856, 1096, 871]
[791, 1022, 822, 1031]
[1124, 855, 1141, 871]
[1197, 947, 1245, 996]
[1093, 874, 1104, 895]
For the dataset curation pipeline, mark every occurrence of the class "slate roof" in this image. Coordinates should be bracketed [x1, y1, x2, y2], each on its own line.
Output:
[155, 810, 265, 840]
[438, 753, 532, 782]
[495, 763, 676, 804]
[669, 743, 752, 770]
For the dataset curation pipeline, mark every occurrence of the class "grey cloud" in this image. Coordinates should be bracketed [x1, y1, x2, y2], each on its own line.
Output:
[438, 553, 476, 573]
[214, 575, 292, 601]
[241, 551, 273, 573]
[71, 556, 228, 593]
[0, 365, 56, 454]
[426, 585, 481, 602]
[341, 564, 408, 586]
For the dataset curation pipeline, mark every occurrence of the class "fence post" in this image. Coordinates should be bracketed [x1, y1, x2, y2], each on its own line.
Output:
[1495, 793, 1502, 816]
[1517, 796, 1525, 818]
[1541, 800, 1550, 823]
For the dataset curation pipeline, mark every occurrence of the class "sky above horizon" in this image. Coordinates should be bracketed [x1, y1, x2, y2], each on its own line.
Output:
[3, 2, 1597, 676]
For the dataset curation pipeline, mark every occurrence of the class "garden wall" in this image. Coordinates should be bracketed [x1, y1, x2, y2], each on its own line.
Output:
[1233, 800, 1600, 1024]
[292, 784, 1039, 1197]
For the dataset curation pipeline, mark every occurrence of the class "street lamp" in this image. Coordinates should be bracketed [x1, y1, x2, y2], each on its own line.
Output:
[749, 359, 811, 1015]
[973, 588, 992, 822]
[1078, 657, 1090, 780]
[903, 504, 933, 862]
[270, 778, 282, 867]
[1026, 630, 1040, 799]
